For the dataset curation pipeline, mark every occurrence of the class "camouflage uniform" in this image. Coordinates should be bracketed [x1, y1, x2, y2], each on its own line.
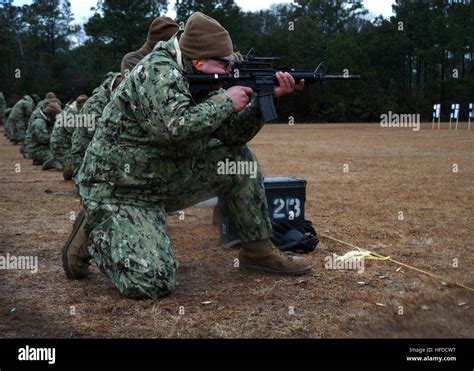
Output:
[76, 34, 272, 299]
[50, 104, 78, 170]
[4, 108, 12, 124]
[24, 100, 45, 159]
[6, 95, 34, 141]
[29, 109, 55, 164]
[0, 92, 5, 126]
[71, 73, 119, 174]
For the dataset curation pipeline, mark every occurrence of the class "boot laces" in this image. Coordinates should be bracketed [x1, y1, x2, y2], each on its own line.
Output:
[272, 245, 294, 260]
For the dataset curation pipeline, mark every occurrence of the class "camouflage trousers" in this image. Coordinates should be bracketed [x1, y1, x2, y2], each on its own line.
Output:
[82, 144, 272, 299]
[4, 118, 15, 139]
[23, 127, 34, 159]
[70, 126, 94, 174]
[50, 126, 74, 171]
[31, 147, 53, 165]
[7, 118, 27, 141]
[23, 143, 33, 159]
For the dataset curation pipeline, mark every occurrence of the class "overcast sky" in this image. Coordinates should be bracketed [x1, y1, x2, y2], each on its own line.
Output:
[12, 0, 395, 24]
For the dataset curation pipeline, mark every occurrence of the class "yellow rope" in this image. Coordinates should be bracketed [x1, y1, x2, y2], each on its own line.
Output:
[320, 233, 474, 292]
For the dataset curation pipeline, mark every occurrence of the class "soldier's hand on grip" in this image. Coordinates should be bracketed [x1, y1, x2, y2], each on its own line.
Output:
[224, 86, 254, 113]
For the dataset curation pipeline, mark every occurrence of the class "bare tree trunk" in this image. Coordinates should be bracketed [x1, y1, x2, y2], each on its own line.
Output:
[423, 60, 427, 93]
[440, 50, 445, 108]
[13, 27, 25, 62]
[408, 50, 412, 93]
[417, 56, 421, 99]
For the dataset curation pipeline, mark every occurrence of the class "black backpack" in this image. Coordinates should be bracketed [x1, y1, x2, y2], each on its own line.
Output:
[271, 219, 319, 253]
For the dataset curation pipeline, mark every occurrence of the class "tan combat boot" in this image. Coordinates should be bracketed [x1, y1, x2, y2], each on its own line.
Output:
[62, 210, 91, 279]
[63, 161, 75, 181]
[239, 239, 311, 275]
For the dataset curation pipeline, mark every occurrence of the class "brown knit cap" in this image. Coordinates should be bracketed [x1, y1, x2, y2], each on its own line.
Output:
[76, 95, 88, 106]
[179, 12, 233, 59]
[137, 16, 180, 55]
[45, 92, 56, 99]
[121, 51, 146, 77]
[43, 99, 55, 107]
[43, 98, 61, 107]
[43, 99, 61, 116]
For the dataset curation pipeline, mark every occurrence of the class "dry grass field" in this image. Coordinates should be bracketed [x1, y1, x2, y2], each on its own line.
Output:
[1, 123, 473, 338]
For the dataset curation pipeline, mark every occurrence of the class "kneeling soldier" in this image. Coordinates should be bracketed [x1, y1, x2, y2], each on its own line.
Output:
[64, 12, 310, 299]
[30, 100, 62, 166]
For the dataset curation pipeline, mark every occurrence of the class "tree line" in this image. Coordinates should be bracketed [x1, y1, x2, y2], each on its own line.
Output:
[0, 0, 473, 122]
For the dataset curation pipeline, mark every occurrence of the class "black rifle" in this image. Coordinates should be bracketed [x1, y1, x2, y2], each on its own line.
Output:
[185, 49, 360, 122]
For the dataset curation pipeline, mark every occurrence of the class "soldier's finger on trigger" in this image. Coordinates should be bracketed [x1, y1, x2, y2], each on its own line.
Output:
[243, 93, 249, 105]
[242, 86, 253, 96]
[242, 89, 249, 101]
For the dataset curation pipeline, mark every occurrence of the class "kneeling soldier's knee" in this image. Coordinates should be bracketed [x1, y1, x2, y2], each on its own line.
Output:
[116, 263, 178, 299]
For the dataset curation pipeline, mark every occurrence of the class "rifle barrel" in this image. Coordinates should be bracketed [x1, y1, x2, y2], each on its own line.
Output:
[322, 74, 361, 80]
[289, 72, 361, 82]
